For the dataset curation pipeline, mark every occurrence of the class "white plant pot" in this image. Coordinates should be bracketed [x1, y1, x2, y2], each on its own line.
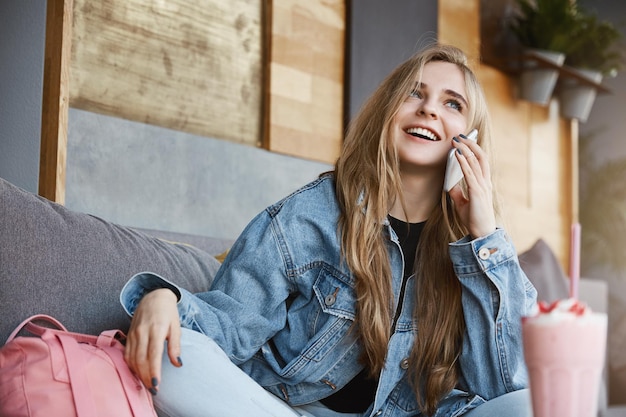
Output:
[558, 68, 603, 123]
[520, 49, 565, 106]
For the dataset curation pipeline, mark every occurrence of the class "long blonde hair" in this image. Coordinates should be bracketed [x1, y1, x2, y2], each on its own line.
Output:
[334, 44, 495, 416]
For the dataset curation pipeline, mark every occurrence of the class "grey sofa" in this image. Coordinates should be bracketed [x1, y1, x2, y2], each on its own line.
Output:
[0, 176, 232, 342]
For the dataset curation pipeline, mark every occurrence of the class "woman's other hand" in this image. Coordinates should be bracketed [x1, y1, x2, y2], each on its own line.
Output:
[124, 288, 182, 394]
[448, 134, 497, 239]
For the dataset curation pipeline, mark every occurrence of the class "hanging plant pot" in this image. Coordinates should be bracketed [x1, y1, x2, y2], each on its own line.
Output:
[519, 49, 565, 106]
[558, 68, 603, 123]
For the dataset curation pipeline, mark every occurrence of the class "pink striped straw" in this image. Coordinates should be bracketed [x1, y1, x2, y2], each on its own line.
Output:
[569, 223, 581, 299]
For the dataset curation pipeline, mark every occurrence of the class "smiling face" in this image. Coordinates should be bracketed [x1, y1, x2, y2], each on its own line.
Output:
[392, 60, 469, 174]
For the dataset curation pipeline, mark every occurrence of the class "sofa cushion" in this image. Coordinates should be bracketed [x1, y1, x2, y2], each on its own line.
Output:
[0, 177, 222, 342]
[132, 227, 233, 258]
[518, 238, 570, 302]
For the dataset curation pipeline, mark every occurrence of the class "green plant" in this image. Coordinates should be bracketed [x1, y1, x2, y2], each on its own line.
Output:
[509, 0, 624, 77]
[565, 12, 624, 76]
[508, 0, 579, 54]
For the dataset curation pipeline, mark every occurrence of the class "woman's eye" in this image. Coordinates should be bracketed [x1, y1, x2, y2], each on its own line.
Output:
[409, 89, 422, 99]
[446, 100, 463, 111]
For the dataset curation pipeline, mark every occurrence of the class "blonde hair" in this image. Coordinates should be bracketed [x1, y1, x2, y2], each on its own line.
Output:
[334, 44, 495, 416]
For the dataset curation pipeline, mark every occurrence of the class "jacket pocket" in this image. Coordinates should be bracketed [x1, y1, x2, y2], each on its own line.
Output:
[271, 268, 358, 380]
[312, 266, 357, 321]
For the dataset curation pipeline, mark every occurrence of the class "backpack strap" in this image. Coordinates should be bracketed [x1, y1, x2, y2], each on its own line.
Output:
[5, 314, 67, 343]
[57, 331, 156, 417]
[57, 333, 99, 416]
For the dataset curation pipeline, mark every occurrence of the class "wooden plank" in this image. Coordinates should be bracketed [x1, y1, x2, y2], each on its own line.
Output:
[438, 0, 480, 63]
[69, 0, 263, 146]
[265, 0, 345, 163]
[39, 0, 73, 203]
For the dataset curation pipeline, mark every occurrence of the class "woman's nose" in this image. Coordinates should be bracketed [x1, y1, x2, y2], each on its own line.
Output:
[418, 99, 438, 118]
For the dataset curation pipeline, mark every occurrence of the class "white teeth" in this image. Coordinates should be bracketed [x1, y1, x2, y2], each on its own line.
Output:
[406, 127, 439, 141]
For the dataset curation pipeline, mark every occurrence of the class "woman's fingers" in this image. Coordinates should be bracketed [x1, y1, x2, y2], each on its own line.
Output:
[166, 320, 183, 369]
[124, 288, 180, 394]
[456, 134, 489, 182]
[452, 135, 496, 238]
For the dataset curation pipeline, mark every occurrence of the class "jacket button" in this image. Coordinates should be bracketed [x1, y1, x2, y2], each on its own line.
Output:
[374, 411, 382, 416]
[478, 247, 491, 260]
[400, 358, 409, 369]
[324, 294, 336, 306]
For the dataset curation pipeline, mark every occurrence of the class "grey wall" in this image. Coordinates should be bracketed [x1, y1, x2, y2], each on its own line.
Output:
[347, 0, 438, 120]
[579, 0, 626, 165]
[0, 1, 47, 193]
[65, 109, 331, 240]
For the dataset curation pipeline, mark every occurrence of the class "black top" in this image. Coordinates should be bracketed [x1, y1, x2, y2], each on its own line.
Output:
[319, 216, 425, 413]
[319, 368, 378, 413]
[388, 215, 425, 278]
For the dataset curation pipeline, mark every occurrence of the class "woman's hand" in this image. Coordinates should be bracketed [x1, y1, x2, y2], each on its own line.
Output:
[124, 288, 182, 395]
[448, 134, 497, 239]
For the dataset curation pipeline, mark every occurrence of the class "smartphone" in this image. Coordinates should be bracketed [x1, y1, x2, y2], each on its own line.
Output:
[443, 129, 478, 192]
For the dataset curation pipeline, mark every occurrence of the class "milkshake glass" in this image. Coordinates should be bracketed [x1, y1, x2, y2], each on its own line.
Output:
[522, 299, 607, 417]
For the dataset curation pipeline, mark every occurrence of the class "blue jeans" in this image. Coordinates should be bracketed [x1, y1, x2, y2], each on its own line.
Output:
[153, 328, 363, 417]
[153, 329, 530, 417]
[464, 389, 532, 417]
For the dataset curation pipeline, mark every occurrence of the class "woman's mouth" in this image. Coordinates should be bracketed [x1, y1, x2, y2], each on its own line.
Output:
[405, 127, 440, 141]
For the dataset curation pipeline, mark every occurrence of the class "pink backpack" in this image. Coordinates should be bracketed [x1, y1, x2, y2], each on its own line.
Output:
[0, 314, 157, 417]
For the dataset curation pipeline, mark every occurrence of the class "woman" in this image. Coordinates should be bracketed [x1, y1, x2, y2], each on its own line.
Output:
[121, 44, 537, 417]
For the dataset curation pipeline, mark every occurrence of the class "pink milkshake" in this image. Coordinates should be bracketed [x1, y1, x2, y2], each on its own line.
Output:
[522, 299, 607, 417]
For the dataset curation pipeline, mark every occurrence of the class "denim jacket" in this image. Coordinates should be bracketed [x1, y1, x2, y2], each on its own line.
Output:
[121, 174, 537, 417]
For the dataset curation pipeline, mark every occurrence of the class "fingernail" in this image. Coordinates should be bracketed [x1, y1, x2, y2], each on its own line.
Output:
[149, 387, 158, 396]
[151, 377, 159, 388]
[452, 136, 460, 142]
[177, 356, 183, 366]
[459, 134, 467, 139]
[457, 149, 462, 155]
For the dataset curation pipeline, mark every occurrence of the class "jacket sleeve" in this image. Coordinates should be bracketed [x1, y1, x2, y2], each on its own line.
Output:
[449, 228, 538, 399]
[120, 209, 296, 364]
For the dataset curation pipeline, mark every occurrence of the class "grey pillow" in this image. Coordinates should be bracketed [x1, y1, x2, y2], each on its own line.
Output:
[0, 177, 221, 342]
[518, 238, 569, 303]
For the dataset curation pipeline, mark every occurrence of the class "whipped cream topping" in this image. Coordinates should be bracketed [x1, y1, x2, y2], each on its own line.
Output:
[538, 298, 589, 315]
[525, 298, 606, 325]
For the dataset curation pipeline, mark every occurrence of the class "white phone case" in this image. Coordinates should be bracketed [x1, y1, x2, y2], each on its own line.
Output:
[443, 129, 478, 192]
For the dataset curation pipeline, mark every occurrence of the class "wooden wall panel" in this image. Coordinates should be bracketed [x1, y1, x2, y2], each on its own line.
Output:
[265, 0, 345, 163]
[69, 0, 263, 146]
[440, 0, 577, 267]
[478, 64, 575, 268]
